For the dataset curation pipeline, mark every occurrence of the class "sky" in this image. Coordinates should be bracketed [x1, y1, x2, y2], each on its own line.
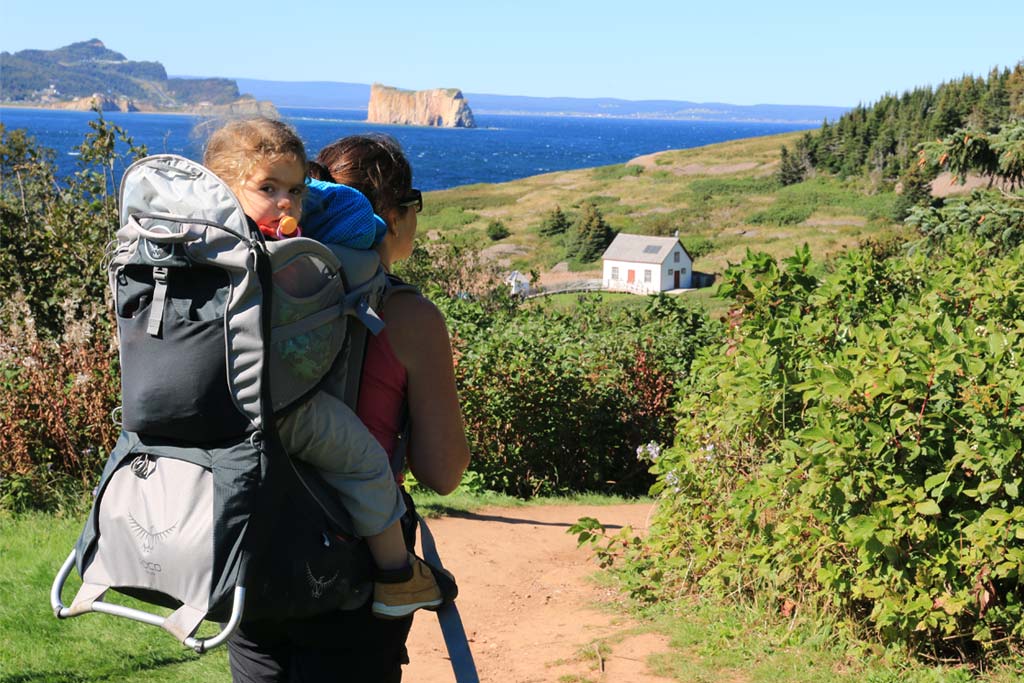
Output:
[2, 0, 1022, 108]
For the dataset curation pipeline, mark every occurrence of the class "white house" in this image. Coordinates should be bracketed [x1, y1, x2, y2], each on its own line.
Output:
[601, 234, 693, 293]
[505, 270, 532, 296]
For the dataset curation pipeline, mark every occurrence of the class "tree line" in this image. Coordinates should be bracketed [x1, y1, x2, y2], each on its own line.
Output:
[778, 62, 1024, 186]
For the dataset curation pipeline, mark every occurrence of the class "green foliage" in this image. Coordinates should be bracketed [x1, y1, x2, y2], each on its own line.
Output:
[569, 202, 615, 262]
[907, 190, 1024, 254]
[0, 111, 139, 510]
[443, 295, 719, 498]
[538, 205, 572, 237]
[797, 62, 1023, 181]
[1, 113, 146, 336]
[778, 143, 808, 186]
[591, 164, 643, 180]
[486, 219, 510, 241]
[748, 203, 815, 226]
[919, 123, 1024, 190]
[681, 236, 715, 260]
[620, 228, 1024, 659]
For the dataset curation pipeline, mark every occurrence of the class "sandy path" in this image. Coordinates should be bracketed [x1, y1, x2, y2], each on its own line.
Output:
[403, 504, 674, 682]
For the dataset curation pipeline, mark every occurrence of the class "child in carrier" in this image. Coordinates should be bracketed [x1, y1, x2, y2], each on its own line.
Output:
[202, 117, 442, 619]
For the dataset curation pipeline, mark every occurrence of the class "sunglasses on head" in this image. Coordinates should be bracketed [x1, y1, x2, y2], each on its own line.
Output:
[398, 189, 422, 213]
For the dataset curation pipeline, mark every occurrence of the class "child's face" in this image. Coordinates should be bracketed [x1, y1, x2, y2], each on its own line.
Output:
[236, 156, 306, 229]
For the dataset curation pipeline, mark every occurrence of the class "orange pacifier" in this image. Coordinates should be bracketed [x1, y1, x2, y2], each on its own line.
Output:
[258, 216, 302, 240]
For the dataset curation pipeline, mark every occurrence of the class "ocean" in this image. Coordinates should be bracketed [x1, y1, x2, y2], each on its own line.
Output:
[0, 106, 811, 191]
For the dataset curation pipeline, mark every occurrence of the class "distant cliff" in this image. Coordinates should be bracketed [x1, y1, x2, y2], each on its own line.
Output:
[367, 84, 476, 128]
[1, 39, 275, 115]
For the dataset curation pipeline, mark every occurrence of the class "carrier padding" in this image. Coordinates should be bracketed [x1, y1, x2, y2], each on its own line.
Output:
[75, 430, 261, 625]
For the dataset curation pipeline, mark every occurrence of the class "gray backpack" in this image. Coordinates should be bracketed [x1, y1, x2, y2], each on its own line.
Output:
[50, 154, 393, 651]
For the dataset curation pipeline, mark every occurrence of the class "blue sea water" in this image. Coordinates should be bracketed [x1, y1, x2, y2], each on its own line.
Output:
[0, 106, 811, 191]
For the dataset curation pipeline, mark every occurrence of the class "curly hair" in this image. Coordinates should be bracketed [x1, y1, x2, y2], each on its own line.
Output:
[203, 117, 307, 188]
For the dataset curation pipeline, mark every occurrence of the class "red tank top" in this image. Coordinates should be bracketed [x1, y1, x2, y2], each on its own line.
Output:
[356, 328, 407, 477]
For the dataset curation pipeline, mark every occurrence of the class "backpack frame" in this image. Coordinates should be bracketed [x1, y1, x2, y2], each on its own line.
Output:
[50, 154, 387, 650]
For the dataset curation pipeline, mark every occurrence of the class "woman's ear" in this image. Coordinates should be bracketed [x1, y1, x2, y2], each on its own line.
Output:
[383, 208, 402, 235]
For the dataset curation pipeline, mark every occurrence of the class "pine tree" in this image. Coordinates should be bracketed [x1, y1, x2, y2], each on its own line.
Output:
[573, 202, 614, 262]
[777, 145, 804, 186]
[538, 206, 571, 237]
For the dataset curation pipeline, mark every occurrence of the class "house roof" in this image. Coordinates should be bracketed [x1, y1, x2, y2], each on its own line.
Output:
[601, 233, 690, 264]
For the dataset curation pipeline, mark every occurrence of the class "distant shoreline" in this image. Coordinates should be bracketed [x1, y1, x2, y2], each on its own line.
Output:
[1, 102, 822, 127]
[0, 102, 206, 117]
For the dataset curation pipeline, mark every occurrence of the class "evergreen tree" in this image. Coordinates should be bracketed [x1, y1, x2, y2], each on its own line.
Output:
[538, 205, 571, 237]
[573, 202, 615, 262]
[777, 145, 805, 186]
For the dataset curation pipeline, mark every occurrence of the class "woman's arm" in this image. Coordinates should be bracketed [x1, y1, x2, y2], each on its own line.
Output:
[384, 291, 470, 495]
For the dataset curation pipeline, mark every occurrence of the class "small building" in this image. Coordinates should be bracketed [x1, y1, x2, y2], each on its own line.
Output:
[601, 234, 693, 293]
[505, 270, 532, 296]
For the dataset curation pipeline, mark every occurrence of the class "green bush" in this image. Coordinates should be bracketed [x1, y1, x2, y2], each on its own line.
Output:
[625, 235, 1024, 659]
[747, 203, 814, 226]
[1, 112, 143, 510]
[443, 295, 718, 498]
[486, 219, 510, 241]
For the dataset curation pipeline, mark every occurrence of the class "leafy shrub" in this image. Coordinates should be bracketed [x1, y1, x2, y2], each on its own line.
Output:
[442, 295, 718, 498]
[747, 203, 814, 226]
[0, 112, 143, 511]
[681, 236, 715, 259]
[486, 219, 510, 241]
[624, 235, 1024, 659]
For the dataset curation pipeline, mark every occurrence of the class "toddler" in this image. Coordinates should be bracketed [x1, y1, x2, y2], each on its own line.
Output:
[203, 117, 442, 619]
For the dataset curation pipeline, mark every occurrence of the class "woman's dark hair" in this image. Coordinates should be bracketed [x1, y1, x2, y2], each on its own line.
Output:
[313, 134, 412, 218]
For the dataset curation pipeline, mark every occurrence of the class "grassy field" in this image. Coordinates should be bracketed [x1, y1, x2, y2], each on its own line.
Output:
[418, 130, 908, 278]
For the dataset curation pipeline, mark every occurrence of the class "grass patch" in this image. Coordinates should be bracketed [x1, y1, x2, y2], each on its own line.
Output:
[0, 512, 231, 682]
[591, 164, 643, 181]
[418, 205, 480, 232]
[601, 596, 1024, 683]
[687, 176, 780, 197]
[748, 203, 815, 226]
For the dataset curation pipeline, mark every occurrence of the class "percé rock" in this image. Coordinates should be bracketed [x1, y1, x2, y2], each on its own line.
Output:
[367, 83, 476, 128]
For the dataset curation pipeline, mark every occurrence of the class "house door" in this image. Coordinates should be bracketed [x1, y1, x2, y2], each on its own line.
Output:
[627, 269, 635, 284]
[673, 270, 680, 288]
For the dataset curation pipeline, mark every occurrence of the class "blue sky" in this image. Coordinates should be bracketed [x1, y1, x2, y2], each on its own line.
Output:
[2, 0, 1022, 107]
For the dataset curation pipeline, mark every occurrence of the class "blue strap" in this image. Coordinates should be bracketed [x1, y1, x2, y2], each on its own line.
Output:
[418, 513, 480, 683]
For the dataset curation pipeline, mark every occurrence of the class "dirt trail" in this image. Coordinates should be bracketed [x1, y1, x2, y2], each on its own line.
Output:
[404, 504, 674, 683]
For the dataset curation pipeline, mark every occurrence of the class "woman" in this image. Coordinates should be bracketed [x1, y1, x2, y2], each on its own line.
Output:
[227, 133, 471, 682]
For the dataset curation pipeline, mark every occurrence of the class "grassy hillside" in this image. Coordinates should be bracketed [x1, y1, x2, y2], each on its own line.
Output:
[419, 130, 904, 277]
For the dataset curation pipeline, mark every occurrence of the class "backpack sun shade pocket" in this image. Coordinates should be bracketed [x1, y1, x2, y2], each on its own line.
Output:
[268, 251, 347, 412]
[116, 264, 249, 442]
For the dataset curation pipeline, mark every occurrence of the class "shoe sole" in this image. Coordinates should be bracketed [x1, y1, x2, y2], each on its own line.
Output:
[372, 597, 444, 619]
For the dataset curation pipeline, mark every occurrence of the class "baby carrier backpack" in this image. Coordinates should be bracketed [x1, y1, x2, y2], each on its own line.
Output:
[49, 154, 395, 651]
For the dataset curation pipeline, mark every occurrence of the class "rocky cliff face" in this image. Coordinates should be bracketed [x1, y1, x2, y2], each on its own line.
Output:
[53, 94, 138, 112]
[367, 84, 476, 128]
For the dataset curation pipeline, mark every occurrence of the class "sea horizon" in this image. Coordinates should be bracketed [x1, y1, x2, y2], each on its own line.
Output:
[1, 105, 813, 191]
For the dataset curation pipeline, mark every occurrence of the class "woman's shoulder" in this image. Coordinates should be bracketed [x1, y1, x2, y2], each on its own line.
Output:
[383, 287, 444, 326]
[381, 289, 449, 367]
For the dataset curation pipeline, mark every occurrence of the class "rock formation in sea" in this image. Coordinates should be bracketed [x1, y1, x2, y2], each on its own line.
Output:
[367, 83, 476, 128]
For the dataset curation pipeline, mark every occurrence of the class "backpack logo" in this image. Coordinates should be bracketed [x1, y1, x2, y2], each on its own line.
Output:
[128, 512, 177, 554]
[305, 564, 339, 599]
